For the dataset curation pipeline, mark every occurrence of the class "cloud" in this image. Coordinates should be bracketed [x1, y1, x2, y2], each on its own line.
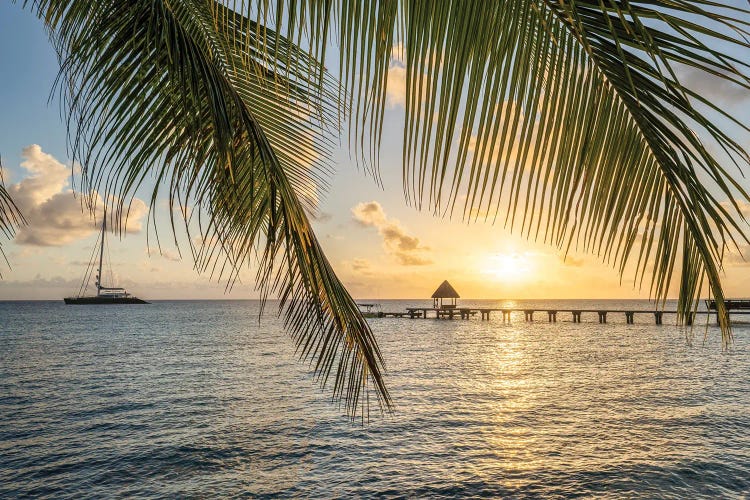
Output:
[8, 145, 147, 246]
[147, 247, 182, 262]
[345, 258, 374, 276]
[160, 249, 182, 262]
[3, 275, 81, 289]
[558, 253, 585, 267]
[70, 260, 94, 266]
[720, 199, 750, 219]
[678, 64, 749, 104]
[723, 244, 750, 266]
[391, 42, 405, 64]
[310, 211, 333, 222]
[351, 258, 371, 272]
[385, 43, 435, 109]
[352, 201, 432, 266]
[386, 64, 407, 108]
[385, 43, 407, 108]
[353, 201, 388, 226]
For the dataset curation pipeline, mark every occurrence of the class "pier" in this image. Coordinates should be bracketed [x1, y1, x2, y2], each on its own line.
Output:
[364, 307, 749, 325]
[367, 281, 750, 325]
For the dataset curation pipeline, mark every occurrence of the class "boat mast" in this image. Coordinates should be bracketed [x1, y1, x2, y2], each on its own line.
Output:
[96, 216, 105, 296]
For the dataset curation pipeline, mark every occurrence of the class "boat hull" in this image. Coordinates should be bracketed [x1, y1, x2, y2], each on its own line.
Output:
[64, 296, 149, 305]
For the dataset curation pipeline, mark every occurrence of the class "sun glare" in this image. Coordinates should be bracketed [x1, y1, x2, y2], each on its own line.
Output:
[483, 252, 535, 282]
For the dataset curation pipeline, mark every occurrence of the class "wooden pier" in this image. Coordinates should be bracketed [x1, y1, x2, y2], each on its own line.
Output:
[375, 281, 750, 325]
[379, 307, 750, 325]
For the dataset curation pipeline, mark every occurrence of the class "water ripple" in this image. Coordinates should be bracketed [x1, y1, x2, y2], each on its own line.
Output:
[1, 299, 749, 498]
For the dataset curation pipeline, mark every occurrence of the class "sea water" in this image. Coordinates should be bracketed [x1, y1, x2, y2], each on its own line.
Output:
[1, 299, 749, 498]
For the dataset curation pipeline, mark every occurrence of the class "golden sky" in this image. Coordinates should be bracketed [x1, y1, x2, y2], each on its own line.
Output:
[1, 5, 749, 301]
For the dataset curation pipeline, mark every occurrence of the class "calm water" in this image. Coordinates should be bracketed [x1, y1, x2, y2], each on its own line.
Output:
[1, 299, 749, 498]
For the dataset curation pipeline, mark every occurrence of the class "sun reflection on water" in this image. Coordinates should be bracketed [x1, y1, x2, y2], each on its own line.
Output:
[3, 301, 750, 497]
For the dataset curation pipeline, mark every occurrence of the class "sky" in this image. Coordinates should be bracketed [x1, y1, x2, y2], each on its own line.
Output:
[1, 3, 749, 301]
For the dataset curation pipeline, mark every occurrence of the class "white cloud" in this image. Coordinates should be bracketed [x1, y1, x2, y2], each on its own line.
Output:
[391, 42, 405, 64]
[720, 199, 750, 220]
[352, 201, 432, 266]
[678, 64, 749, 104]
[353, 201, 388, 226]
[8, 145, 147, 246]
[386, 42, 434, 110]
[385, 43, 407, 108]
[723, 243, 750, 267]
[386, 64, 407, 108]
[147, 246, 182, 262]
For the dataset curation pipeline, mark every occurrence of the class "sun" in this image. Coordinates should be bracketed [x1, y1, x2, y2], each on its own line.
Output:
[482, 252, 535, 282]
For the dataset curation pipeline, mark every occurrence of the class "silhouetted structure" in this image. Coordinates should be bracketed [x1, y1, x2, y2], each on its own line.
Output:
[64, 217, 148, 304]
[431, 280, 459, 309]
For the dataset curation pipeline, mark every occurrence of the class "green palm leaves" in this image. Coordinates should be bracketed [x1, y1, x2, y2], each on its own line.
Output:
[25, 0, 389, 417]
[16, 0, 750, 415]
[258, 0, 749, 339]
[0, 162, 25, 271]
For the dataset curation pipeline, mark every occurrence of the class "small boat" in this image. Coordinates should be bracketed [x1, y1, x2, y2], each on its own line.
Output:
[64, 216, 148, 305]
[357, 303, 383, 318]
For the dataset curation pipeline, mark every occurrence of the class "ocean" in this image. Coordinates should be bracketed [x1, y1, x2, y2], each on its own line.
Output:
[1, 299, 749, 498]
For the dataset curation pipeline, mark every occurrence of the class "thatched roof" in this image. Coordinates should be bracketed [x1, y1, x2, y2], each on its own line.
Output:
[431, 280, 460, 299]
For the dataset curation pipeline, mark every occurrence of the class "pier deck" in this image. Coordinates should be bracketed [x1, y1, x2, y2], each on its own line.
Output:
[383, 307, 750, 325]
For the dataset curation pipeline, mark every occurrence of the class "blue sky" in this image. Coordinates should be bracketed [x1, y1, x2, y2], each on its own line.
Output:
[1, 3, 749, 300]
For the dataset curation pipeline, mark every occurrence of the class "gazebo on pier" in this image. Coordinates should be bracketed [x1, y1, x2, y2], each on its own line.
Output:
[432, 280, 460, 309]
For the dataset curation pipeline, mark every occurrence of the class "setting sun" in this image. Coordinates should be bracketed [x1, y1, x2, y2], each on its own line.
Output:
[483, 252, 535, 282]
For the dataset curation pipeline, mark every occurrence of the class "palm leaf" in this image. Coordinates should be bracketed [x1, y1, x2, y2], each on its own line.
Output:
[0, 157, 26, 274]
[22, 0, 749, 421]
[249, 0, 749, 343]
[25, 0, 390, 418]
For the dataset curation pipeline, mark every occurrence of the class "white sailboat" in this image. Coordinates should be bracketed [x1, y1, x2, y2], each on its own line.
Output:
[64, 217, 148, 304]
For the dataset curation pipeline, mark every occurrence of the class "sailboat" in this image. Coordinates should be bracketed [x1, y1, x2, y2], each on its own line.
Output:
[64, 216, 148, 304]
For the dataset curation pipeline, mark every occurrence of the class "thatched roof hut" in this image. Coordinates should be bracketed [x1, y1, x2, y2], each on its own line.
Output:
[431, 280, 459, 308]
[431, 280, 460, 299]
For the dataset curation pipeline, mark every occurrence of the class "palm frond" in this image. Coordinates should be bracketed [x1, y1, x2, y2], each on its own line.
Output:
[0, 157, 26, 273]
[253, 0, 750, 343]
[26, 0, 390, 417]
[23, 0, 750, 425]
